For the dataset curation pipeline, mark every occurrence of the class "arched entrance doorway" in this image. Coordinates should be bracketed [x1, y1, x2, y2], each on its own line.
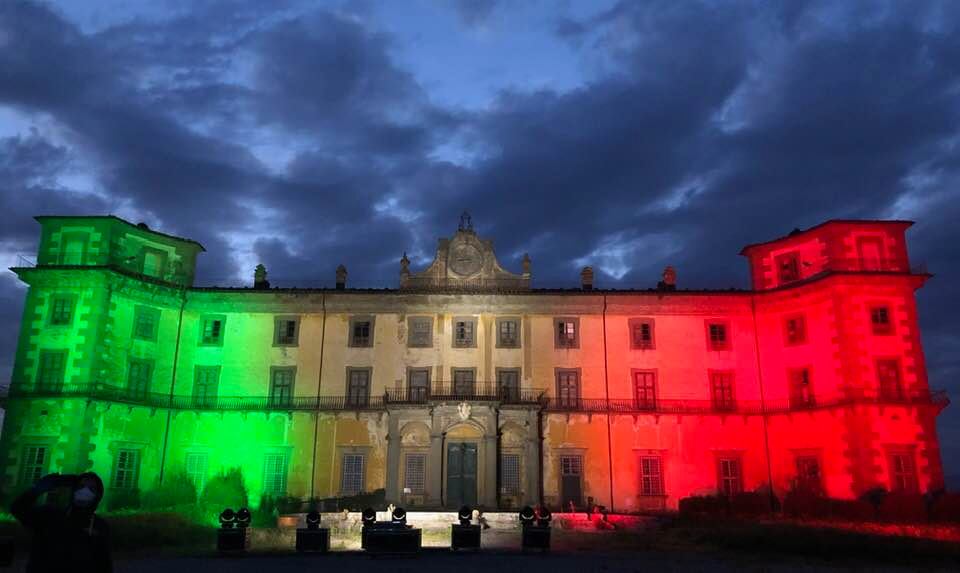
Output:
[445, 422, 483, 508]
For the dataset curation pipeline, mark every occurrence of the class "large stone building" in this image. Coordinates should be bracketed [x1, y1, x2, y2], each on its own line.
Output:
[0, 214, 948, 512]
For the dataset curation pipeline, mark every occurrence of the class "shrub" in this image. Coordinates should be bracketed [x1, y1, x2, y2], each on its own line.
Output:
[106, 488, 141, 512]
[141, 473, 197, 509]
[930, 492, 960, 523]
[827, 498, 875, 521]
[679, 495, 729, 518]
[731, 491, 771, 517]
[200, 467, 247, 511]
[879, 492, 927, 523]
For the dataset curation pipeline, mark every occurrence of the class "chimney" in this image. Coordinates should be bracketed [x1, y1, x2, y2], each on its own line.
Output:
[522, 253, 531, 278]
[657, 266, 677, 291]
[580, 266, 594, 291]
[335, 264, 347, 290]
[253, 264, 269, 289]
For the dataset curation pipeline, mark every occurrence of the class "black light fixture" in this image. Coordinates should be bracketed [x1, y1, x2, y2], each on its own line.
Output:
[519, 505, 535, 527]
[236, 508, 251, 528]
[361, 507, 377, 526]
[535, 506, 552, 527]
[219, 508, 236, 529]
[391, 506, 407, 526]
[306, 511, 321, 530]
[458, 505, 472, 526]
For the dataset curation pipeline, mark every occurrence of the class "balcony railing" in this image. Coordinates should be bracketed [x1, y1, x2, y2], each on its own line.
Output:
[384, 381, 545, 405]
[3, 383, 947, 414]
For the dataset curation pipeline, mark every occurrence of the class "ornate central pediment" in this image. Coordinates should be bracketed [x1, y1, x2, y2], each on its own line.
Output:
[400, 212, 530, 291]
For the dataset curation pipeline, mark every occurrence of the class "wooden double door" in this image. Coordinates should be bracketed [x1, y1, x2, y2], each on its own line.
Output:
[446, 442, 477, 507]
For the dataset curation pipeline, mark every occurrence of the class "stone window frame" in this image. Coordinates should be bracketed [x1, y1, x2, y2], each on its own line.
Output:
[269, 365, 296, 406]
[869, 304, 895, 336]
[495, 367, 522, 401]
[184, 450, 210, 493]
[628, 318, 655, 350]
[631, 369, 658, 410]
[792, 449, 824, 493]
[36, 349, 68, 390]
[348, 315, 376, 348]
[450, 366, 477, 396]
[192, 365, 221, 407]
[875, 357, 903, 400]
[704, 319, 731, 351]
[48, 293, 77, 327]
[133, 305, 160, 341]
[407, 316, 434, 348]
[111, 447, 141, 490]
[714, 451, 744, 497]
[452, 316, 477, 349]
[58, 231, 89, 265]
[199, 314, 226, 346]
[339, 447, 368, 496]
[403, 452, 428, 494]
[273, 316, 300, 347]
[709, 369, 736, 411]
[554, 367, 581, 408]
[554, 316, 580, 349]
[884, 445, 919, 493]
[345, 366, 373, 407]
[783, 313, 807, 346]
[637, 452, 666, 496]
[126, 356, 155, 398]
[18, 438, 55, 487]
[775, 250, 801, 283]
[406, 367, 431, 401]
[500, 452, 522, 496]
[496, 317, 521, 348]
[262, 450, 290, 496]
[788, 366, 814, 408]
[138, 245, 168, 278]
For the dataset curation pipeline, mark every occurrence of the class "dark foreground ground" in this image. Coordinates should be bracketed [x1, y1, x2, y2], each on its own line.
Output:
[110, 549, 958, 573]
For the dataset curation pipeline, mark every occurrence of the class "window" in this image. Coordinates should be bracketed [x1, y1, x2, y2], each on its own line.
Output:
[555, 318, 579, 348]
[269, 367, 295, 407]
[112, 449, 140, 490]
[20, 446, 48, 486]
[126, 358, 154, 399]
[346, 368, 370, 407]
[274, 317, 299, 346]
[408, 369, 430, 402]
[200, 316, 225, 346]
[870, 306, 893, 335]
[795, 455, 822, 493]
[783, 314, 807, 345]
[49, 295, 75, 326]
[556, 369, 580, 409]
[497, 369, 520, 402]
[141, 249, 166, 277]
[633, 371, 657, 410]
[876, 359, 903, 400]
[710, 371, 736, 411]
[407, 317, 433, 348]
[263, 453, 288, 496]
[497, 318, 520, 348]
[453, 317, 476, 348]
[857, 237, 884, 271]
[59, 233, 88, 265]
[133, 305, 160, 340]
[501, 454, 521, 495]
[36, 349, 67, 391]
[452, 369, 475, 397]
[706, 321, 730, 351]
[639, 455, 664, 496]
[789, 367, 814, 408]
[404, 454, 426, 494]
[341, 453, 365, 495]
[185, 452, 209, 493]
[888, 450, 918, 493]
[193, 366, 220, 407]
[629, 319, 655, 350]
[717, 457, 743, 497]
[775, 251, 801, 283]
[349, 317, 373, 347]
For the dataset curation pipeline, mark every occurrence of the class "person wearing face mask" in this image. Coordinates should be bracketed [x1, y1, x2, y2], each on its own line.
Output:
[11, 472, 112, 573]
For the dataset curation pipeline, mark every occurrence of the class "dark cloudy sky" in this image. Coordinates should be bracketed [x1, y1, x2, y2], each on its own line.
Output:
[1, 0, 958, 481]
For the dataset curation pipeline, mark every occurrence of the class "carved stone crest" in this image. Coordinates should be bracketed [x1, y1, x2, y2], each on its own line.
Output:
[457, 401, 472, 421]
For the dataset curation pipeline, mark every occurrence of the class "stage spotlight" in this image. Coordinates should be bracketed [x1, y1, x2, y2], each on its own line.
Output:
[361, 507, 377, 526]
[236, 508, 251, 528]
[219, 508, 236, 529]
[458, 505, 472, 526]
[306, 511, 321, 530]
[391, 506, 407, 526]
[535, 506, 552, 527]
[519, 505, 535, 527]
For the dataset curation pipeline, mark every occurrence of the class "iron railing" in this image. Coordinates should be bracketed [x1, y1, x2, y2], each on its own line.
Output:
[3, 383, 947, 415]
[384, 381, 545, 405]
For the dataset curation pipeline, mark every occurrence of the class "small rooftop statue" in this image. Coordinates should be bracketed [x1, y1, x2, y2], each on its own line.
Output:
[458, 210, 473, 232]
[335, 264, 347, 290]
[657, 266, 677, 291]
[522, 253, 531, 276]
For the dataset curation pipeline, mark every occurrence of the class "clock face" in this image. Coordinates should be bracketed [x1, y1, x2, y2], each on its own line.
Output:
[449, 242, 483, 276]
